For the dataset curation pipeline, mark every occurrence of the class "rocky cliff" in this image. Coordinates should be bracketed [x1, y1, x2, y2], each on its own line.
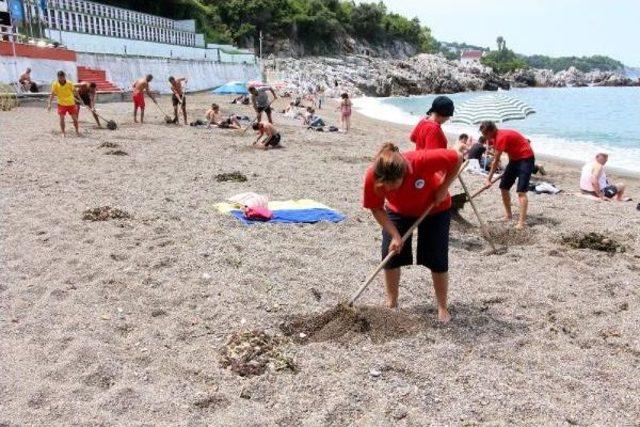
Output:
[506, 66, 639, 88]
[274, 54, 510, 97]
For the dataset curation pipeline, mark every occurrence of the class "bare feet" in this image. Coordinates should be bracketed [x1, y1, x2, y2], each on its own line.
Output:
[437, 307, 451, 324]
[515, 222, 526, 230]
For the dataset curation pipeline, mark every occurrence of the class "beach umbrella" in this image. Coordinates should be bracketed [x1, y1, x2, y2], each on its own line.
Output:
[451, 93, 535, 125]
[212, 81, 248, 95]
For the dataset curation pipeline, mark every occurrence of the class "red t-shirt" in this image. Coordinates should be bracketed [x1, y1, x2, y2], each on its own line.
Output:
[410, 118, 448, 150]
[493, 129, 534, 161]
[363, 149, 460, 217]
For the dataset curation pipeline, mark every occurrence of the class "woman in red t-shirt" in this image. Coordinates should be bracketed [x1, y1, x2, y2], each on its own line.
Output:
[363, 143, 462, 323]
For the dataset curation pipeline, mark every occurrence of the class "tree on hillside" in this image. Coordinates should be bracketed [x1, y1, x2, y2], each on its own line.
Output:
[496, 36, 505, 51]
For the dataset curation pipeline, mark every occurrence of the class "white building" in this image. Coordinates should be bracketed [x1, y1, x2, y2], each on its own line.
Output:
[460, 50, 484, 66]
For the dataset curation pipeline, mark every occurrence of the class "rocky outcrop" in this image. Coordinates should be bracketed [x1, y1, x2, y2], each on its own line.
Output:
[275, 54, 510, 97]
[506, 67, 638, 88]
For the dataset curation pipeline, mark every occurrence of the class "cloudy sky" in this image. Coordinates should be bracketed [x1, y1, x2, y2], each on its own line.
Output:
[376, 0, 639, 66]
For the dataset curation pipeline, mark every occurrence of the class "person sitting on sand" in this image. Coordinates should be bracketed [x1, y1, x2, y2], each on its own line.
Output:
[132, 74, 155, 124]
[231, 94, 250, 105]
[169, 76, 187, 125]
[363, 142, 463, 323]
[19, 67, 38, 92]
[410, 96, 454, 150]
[47, 70, 80, 137]
[75, 81, 101, 128]
[205, 103, 241, 129]
[336, 93, 352, 132]
[480, 121, 535, 229]
[456, 133, 471, 154]
[249, 85, 277, 124]
[579, 153, 629, 201]
[252, 121, 281, 149]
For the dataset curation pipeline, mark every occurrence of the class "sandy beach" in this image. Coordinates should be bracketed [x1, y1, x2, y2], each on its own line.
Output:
[1, 93, 639, 425]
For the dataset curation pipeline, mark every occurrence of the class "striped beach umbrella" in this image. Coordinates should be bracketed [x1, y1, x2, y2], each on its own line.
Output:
[451, 93, 535, 125]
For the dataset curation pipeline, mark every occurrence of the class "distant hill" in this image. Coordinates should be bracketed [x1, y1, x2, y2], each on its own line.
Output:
[522, 54, 624, 73]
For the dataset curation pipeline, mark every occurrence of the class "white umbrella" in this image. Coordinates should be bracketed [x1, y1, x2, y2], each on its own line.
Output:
[452, 94, 535, 125]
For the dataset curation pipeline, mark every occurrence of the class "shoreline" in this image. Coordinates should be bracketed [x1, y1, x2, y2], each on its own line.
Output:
[351, 93, 640, 179]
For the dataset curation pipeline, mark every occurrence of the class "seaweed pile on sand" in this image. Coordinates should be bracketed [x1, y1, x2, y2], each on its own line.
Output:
[215, 172, 247, 183]
[219, 329, 297, 377]
[561, 232, 625, 253]
[82, 206, 131, 221]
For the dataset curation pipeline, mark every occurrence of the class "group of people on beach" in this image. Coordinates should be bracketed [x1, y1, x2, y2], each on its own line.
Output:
[45, 71, 632, 323]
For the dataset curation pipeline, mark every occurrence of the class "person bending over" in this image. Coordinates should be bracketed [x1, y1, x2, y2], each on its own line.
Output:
[248, 85, 277, 124]
[76, 81, 100, 128]
[132, 74, 155, 124]
[480, 121, 535, 229]
[169, 76, 187, 125]
[252, 121, 281, 149]
[363, 142, 463, 323]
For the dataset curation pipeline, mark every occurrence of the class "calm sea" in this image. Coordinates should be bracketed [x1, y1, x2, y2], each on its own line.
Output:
[352, 87, 640, 173]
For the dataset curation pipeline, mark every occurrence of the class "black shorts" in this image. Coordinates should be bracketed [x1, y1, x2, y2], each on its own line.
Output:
[79, 92, 91, 106]
[264, 133, 281, 147]
[381, 209, 451, 273]
[256, 106, 272, 114]
[500, 157, 535, 193]
[172, 94, 185, 106]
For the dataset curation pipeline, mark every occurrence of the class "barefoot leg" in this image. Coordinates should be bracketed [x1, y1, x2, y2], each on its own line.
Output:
[384, 268, 400, 308]
[432, 272, 450, 324]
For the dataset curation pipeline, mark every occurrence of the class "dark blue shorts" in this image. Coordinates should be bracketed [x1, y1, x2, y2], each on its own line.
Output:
[500, 157, 535, 193]
[381, 209, 451, 273]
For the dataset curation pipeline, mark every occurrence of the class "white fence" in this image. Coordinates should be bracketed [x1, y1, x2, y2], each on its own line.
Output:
[46, 29, 256, 64]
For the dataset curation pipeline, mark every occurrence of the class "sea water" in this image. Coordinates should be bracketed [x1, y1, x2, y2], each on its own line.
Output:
[353, 86, 640, 173]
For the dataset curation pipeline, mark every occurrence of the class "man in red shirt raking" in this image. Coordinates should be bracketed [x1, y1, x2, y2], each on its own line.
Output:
[410, 96, 454, 151]
[480, 121, 535, 229]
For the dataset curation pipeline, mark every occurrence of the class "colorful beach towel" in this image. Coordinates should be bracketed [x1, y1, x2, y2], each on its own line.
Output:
[215, 199, 345, 225]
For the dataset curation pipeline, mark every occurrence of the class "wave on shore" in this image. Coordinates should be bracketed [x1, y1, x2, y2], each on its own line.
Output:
[353, 96, 640, 174]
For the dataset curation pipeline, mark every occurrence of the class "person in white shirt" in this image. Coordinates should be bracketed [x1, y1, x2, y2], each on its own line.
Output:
[579, 153, 627, 201]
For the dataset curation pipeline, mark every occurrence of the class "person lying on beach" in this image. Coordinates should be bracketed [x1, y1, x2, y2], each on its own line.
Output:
[169, 76, 187, 125]
[75, 81, 101, 128]
[205, 103, 241, 129]
[132, 74, 155, 124]
[481, 121, 535, 229]
[47, 70, 80, 137]
[249, 85, 277, 124]
[336, 93, 352, 132]
[231, 94, 250, 105]
[410, 96, 454, 150]
[363, 142, 463, 323]
[579, 153, 629, 201]
[252, 121, 282, 149]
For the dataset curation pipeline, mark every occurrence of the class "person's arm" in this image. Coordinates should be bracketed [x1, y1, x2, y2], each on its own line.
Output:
[434, 151, 464, 204]
[145, 84, 155, 102]
[485, 150, 503, 187]
[254, 128, 264, 145]
[269, 88, 277, 103]
[91, 91, 97, 109]
[371, 208, 404, 254]
[591, 164, 606, 200]
[47, 87, 54, 111]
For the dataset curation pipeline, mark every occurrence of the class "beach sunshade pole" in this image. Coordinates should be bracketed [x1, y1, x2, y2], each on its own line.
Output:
[348, 161, 468, 307]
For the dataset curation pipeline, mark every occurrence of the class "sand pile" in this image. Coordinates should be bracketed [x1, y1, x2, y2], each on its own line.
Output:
[82, 206, 131, 221]
[561, 232, 625, 253]
[280, 304, 425, 344]
[215, 172, 248, 183]
[219, 329, 297, 377]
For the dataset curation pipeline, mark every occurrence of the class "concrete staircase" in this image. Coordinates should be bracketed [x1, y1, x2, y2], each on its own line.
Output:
[77, 66, 121, 92]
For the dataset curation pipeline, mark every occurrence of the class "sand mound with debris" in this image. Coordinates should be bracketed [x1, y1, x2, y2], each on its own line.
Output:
[219, 329, 297, 377]
[281, 304, 425, 344]
[82, 206, 131, 221]
[561, 232, 625, 253]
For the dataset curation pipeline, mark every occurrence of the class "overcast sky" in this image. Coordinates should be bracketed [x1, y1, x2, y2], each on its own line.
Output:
[374, 0, 639, 66]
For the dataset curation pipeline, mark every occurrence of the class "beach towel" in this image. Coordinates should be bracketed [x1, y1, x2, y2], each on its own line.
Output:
[215, 199, 345, 225]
